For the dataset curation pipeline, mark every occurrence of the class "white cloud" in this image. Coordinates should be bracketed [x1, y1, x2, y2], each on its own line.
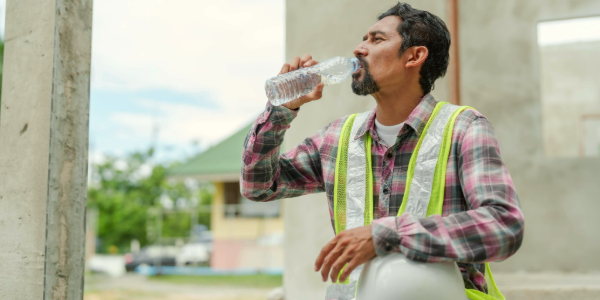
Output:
[91, 0, 285, 114]
[109, 98, 255, 148]
[0, 0, 5, 39]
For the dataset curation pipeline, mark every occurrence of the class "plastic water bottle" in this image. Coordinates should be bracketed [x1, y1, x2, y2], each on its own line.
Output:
[265, 57, 361, 106]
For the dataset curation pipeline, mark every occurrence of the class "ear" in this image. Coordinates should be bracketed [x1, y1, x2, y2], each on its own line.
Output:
[404, 46, 428, 69]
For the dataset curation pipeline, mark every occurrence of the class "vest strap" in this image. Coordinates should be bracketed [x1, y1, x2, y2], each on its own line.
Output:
[327, 112, 372, 299]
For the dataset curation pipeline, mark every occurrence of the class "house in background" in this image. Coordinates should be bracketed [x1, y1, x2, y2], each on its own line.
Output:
[168, 124, 284, 271]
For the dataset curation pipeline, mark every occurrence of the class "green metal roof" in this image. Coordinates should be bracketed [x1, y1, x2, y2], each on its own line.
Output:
[167, 123, 252, 179]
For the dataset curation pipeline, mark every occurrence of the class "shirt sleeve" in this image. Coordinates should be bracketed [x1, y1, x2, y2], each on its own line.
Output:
[370, 115, 525, 263]
[240, 102, 327, 202]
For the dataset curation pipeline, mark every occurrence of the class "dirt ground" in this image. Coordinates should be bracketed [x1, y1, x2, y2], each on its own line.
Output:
[84, 274, 275, 300]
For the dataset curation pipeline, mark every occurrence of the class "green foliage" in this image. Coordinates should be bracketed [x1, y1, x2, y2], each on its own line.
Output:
[87, 147, 213, 253]
[0, 38, 4, 108]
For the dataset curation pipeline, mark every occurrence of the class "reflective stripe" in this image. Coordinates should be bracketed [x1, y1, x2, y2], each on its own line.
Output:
[404, 104, 459, 218]
[326, 112, 370, 300]
[324, 265, 363, 300]
[346, 111, 371, 230]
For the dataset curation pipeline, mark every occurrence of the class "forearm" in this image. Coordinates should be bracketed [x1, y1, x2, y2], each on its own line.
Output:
[241, 102, 324, 201]
[371, 202, 524, 263]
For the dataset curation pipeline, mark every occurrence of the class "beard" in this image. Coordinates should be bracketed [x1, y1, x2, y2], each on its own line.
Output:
[351, 58, 380, 96]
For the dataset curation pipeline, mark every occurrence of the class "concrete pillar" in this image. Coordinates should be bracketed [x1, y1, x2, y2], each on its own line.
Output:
[0, 0, 93, 299]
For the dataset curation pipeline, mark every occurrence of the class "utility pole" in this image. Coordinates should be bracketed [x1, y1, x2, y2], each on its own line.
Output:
[447, 0, 461, 105]
[0, 0, 93, 299]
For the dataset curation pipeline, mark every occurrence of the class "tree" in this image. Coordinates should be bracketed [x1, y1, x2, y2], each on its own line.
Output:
[0, 38, 4, 108]
[87, 147, 212, 253]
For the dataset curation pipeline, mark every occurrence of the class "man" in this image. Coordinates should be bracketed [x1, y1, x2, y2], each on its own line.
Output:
[241, 2, 524, 298]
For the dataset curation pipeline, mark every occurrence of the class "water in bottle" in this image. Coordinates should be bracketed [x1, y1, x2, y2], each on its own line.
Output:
[265, 57, 361, 106]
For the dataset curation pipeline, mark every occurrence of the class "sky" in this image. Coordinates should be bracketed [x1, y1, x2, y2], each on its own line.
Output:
[0, 0, 285, 163]
[88, 0, 285, 162]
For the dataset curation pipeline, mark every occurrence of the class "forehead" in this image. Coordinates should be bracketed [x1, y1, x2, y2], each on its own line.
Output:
[366, 15, 401, 36]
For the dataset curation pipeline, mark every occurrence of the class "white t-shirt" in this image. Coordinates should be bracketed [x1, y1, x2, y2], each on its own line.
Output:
[374, 118, 404, 147]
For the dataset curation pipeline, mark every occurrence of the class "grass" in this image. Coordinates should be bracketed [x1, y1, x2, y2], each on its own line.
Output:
[147, 274, 283, 289]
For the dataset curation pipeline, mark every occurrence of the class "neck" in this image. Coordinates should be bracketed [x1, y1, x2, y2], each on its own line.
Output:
[372, 82, 424, 126]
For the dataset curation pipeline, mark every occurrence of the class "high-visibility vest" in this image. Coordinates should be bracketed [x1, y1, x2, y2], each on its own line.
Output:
[325, 102, 505, 300]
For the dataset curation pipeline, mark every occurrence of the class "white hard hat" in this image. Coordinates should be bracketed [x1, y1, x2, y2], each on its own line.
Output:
[356, 253, 466, 300]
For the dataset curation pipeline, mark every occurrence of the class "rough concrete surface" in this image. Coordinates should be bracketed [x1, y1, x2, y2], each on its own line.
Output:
[0, 0, 93, 299]
[0, 0, 58, 298]
[43, 0, 93, 299]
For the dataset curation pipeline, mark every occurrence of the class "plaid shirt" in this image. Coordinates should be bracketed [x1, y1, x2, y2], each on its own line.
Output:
[241, 94, 525, 293]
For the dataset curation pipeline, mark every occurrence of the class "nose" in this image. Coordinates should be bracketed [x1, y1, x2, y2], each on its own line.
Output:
[353, 41, 368, 58]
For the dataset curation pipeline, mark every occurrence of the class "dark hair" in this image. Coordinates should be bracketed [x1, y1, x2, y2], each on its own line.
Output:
[378, 2, 450, 95]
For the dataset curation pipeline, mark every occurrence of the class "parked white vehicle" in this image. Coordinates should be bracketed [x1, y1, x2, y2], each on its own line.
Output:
[88, 254, 126, 277]
[176, 243, 210, 266]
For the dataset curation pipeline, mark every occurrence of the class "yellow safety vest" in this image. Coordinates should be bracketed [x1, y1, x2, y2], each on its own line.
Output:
[327, 102, 505, 300]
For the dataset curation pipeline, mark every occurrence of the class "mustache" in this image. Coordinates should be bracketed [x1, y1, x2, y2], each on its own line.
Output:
[358, 57, 369, 70]
[352, 57, 370, 80]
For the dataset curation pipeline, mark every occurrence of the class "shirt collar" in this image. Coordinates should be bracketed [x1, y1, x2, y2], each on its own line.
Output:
[353, 93, 438, 141]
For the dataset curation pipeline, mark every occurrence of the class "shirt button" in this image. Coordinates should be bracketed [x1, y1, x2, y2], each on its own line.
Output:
[386, 153, 393, 159]
[383, 188, 389, 195]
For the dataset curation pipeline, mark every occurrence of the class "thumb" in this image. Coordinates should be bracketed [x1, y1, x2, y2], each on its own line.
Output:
[303, 83, 325, 102]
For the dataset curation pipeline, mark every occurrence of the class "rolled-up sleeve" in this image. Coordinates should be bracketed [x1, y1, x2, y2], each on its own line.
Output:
[371, 116, 525, 263]
[240, 102, 327, 202]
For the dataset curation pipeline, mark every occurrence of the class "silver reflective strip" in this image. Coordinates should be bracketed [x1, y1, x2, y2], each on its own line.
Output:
[405, 104, 459, 218]
[324, 265, 363, 300]
[325, 111, 370, 300]
[345, 111, 370, 230]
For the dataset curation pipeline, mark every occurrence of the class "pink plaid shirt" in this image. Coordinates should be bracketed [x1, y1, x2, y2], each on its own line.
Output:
[241, 94, 525, 293]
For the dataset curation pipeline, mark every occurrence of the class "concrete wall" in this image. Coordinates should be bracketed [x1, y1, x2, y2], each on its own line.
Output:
[459, 0, 600, 272]
[283, 0, 600, 298]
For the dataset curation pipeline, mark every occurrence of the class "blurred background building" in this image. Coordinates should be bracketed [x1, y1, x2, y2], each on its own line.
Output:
[168, 124, 284, 271]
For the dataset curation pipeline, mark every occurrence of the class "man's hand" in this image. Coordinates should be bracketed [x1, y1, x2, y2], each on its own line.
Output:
[279, 54, 324, 110]
[314, 225, 377, 283]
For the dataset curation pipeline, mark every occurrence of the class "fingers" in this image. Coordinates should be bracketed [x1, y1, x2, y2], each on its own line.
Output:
[303, 59, 319, 68]
[338, 255, 361, 283]
[278, 63, 291, 75]
[291, 54, 314, 71]
[314, 236, 338, 272]
[299, 83, 324, 102]
[320, 239, 348, 282]
[290, 56, 301, 71]
[330, 243, 358, 283]
[279, 54, 317, 76]
[299, 54, 313, 68]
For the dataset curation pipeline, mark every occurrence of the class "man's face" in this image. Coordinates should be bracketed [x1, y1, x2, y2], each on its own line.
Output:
[352, 16, 404, 96]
